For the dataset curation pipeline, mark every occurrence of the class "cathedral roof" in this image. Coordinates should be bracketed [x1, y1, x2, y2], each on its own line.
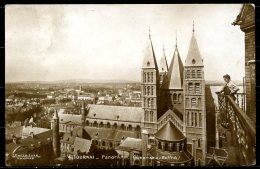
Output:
[87, 104, 143, 123]
[115, 137, 142, 152]
[162, 46, 184, 89]
[155, 121, 185, 142]
[72, 126, 92, 140]
[142, 35, 158, 69]
[185, 32, 204, 67]
[159, 49, 168, 72]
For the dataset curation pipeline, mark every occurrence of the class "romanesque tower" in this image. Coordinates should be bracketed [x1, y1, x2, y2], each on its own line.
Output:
[183, 24, 206, 166]
[159, 46, 168, 86]
[141, 29, 159, 135]
[52, 110, 60, 158]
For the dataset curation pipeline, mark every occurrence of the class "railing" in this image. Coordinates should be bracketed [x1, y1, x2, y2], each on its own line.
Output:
[216, 93, 255, 165]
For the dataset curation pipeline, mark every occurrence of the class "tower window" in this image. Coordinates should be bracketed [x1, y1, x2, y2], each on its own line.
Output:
[147, 86, 150, 95]
[198, 139, 201, 148]
[147, 61, 150, 66]
[145, 111, 149, 121]
[188, 83, 193, 93]
[187, 112, 190, 126]
[191, 98, 196, 108]
[195, 83, 200, 94]
[191, 112, 194, 126]
[186, 70, 190, 78]
[144, 86, 146, 95]
[198, 98, 201, 108]
[192, 70, 196, 78]
[192, 59, 196, 64]
[195, 112, 197, 127]
[148, 98, 151, 107]
[144, 73, 146, 83]
[151, 86, 154, 95]
[150, 111, 153, 122]
[151, 72, 153, 83]
[197, 70, 201, 78]
[151, 98, 154, 108]
[144, 98, 146, 107]
[147, 72, 150, 82]
[199, 113, 202, 127]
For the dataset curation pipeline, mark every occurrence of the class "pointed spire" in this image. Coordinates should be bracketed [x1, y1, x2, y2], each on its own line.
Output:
[162, 42, 184, 89]
[185, 23, 203, 67]
[159, 44, 168, 72]
[142, 27, 158, 69]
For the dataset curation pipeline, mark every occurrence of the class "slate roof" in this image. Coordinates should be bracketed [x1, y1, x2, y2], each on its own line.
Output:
[155, 121, 185, 141]
[72, 137, 92, 155]
[115, 137, 142, 152]
[185, 32, 203, 67]
[87, 104, 143, 123]
[142, 35, 158, 69]
[163, 46, 184, 89]
[159, 49, 168, 72]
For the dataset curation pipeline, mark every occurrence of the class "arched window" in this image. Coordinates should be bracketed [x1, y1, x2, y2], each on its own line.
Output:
[151, 98, 154, 108]
[120, 124, 125, 130]
[100, 122, 104, 128]
[198, 139, 201, 148]
[187, 112, 190, 126]
[198, 98, 201, 108]
[199, 113, 202, 127]
[195, 83, 200, 94]
[145, 111, 149, 121]
[102, 141, 106, 146]
[136, 125, 141, 132]
[144, 87, 146, 96]
[186, 70, 190, 78]
[191, 98, 196, 108]
[178, 93, 182, 102]
[188, 83, 193, 93]
[173, 93, 177, 100]
[148, 98, 151, 108]
[128, 125, 132, 131]
[151, 72, 153, 83]
[107, 122, 110, 128]
[109, 142, 113, 148]
[197, 70, 201, 78]
[147, 86, 150, 95]
[86, 120, 89, 126]
[147, 72, 150, 82]
[191, 112, 194, 126]
[114, 123, 117, 129]
[144, 98, 146, 107]
[172, 143, 176, 151]
[144, 72, 146, 83]
[151, 86, 154, 95]
[192, 70, 196, 78]
[165, 143, 168, 151]
[93, 121, 98, 127]
[158, 142, 162, 150]
[150, 111, 153, 122]
[195, 112, 197, 127]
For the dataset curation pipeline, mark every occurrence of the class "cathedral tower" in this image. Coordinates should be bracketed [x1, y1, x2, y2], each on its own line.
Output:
[141, 29, 159, 135]
[183, 24, 206, 166]
[52, 110, 60, 158]
[159, 45, 168, 86]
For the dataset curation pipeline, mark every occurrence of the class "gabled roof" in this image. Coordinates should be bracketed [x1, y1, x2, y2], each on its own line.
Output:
[115, 137, 142, 152]
[72, 137, 92, 155]
[163, 46, 184, 89]
[87, 104, 143, 123]
[72, 126, 92, 140]
[142, 35, 158, 69]
[159, 49, 168, 72]
[155, 121, 185, 141]
[185, 32, 203, 67]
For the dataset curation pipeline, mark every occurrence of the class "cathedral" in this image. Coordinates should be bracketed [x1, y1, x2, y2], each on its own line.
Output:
[47, 24, 216, 167]
[138, 25, 207, 166]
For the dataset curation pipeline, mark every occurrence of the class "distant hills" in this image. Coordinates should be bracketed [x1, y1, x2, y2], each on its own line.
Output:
[6, 79, 243, 86]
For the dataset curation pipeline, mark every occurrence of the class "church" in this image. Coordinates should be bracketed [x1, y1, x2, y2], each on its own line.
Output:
[49, 24, 217, 167]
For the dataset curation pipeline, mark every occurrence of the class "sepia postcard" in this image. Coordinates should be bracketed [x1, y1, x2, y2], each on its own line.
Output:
[5, 4, 255, 167]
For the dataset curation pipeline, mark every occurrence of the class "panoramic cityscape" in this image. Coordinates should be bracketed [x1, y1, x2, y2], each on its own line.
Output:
[5, 4, 255, 167]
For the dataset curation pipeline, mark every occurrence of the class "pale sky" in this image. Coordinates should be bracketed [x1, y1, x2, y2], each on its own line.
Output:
[5, 4, 245, 82]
